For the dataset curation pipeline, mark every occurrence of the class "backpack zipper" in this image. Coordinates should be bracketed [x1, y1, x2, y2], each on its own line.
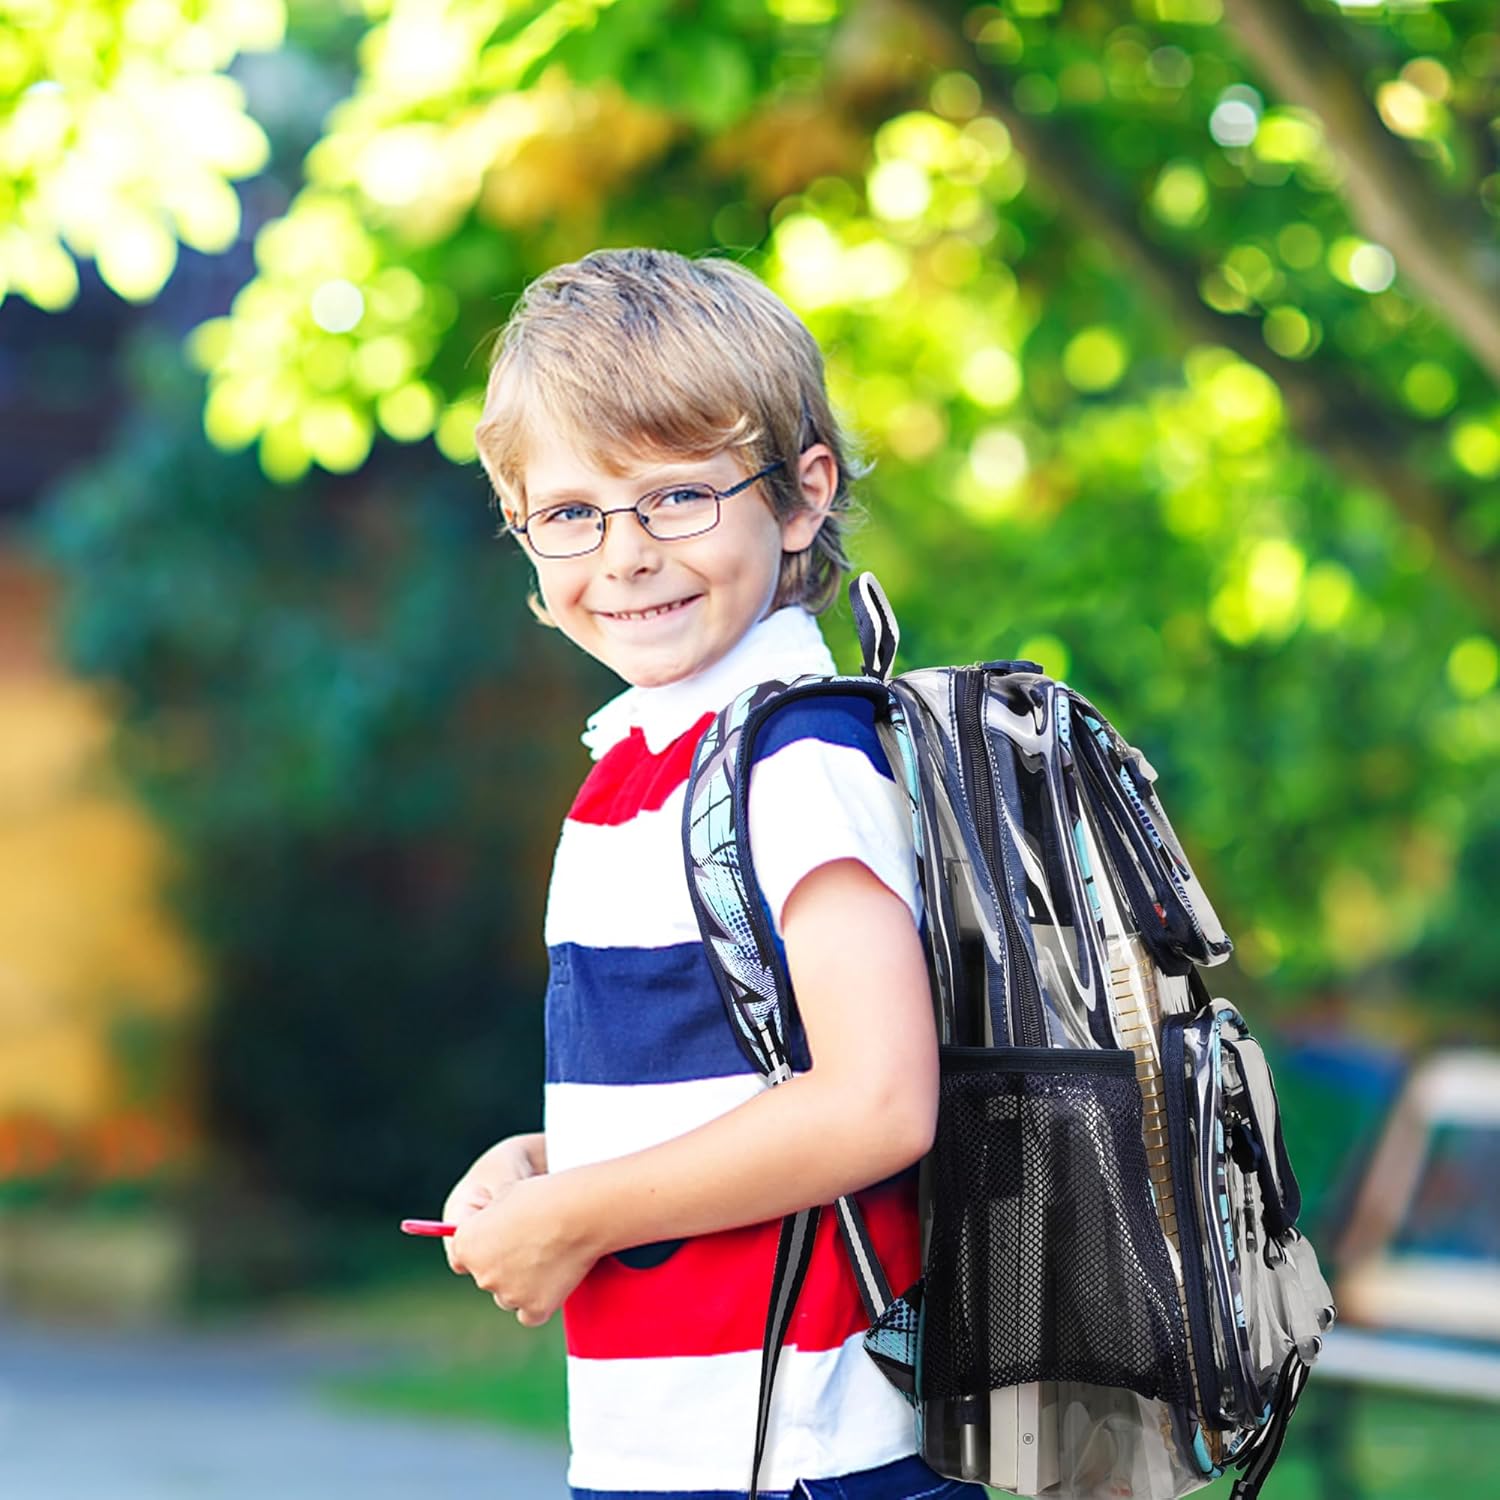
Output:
[959, 668, 1046, 1048]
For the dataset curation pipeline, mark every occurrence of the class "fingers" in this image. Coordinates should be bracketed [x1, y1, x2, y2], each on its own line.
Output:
[442, 1180, 493, 1223]
[470, 1136, 532, 1190]
[492, 1295, 550, 1327]
[444, 1233, 467, 1274]
[442, 1181, 493, 1272]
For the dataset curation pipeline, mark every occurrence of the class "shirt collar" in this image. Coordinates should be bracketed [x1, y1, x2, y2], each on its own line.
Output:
[580, 605, 838, 760]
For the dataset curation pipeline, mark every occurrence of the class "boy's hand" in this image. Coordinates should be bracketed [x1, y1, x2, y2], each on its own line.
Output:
[440, 1133, 546, 1274]
[449, 1174, 597, 1327]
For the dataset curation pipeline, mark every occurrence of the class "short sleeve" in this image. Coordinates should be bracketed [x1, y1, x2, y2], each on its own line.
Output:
[746, 696, 923, 940]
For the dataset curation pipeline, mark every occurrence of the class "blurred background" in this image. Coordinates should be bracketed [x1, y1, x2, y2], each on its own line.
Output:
[1, 0, 1497, 1495]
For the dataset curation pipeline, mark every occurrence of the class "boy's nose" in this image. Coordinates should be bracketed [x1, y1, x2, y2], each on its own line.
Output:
[596, 507, 660, 575]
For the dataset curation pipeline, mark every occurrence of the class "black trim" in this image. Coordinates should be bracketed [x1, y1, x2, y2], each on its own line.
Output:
[1225, 1040, 1301, 1240]
[681, 689, 790, 1080]
[1068, 707, 1202, 974]
[940, 1043, 1138, 1076]
[1162, 1013, 1222, 1426]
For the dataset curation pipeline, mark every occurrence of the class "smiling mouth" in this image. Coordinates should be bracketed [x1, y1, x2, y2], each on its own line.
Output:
[597, 596, 701, 622]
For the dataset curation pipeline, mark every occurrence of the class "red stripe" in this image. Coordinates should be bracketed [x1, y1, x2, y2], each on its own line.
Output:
[563, 1176, 920, 1360]
[568, 714, 714, 828]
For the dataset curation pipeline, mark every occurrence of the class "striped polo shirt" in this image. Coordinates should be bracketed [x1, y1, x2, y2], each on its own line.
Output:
[543, 605, 924, 1495]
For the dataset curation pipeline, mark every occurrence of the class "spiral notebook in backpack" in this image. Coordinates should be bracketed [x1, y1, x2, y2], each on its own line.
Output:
[681, 574, 1335, 1500]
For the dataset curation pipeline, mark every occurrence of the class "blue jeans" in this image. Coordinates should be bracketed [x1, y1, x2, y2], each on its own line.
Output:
[572, 1452, 988, 1500]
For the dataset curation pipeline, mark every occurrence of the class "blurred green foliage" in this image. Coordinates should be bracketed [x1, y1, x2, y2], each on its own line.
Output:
[15, 0, 1500, 1244]
[36, 344, 608, 1244]
[184, 0, 1499, 1000]
[0, 0, 284, 307]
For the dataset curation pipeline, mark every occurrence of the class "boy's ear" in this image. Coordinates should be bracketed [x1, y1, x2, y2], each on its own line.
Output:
[779, 442, 836, 553]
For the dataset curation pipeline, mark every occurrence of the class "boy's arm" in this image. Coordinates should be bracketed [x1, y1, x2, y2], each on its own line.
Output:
[447, 1131, 548, 1198]
[515, 1132, 548, 1173]
[569, 857, 936, 1236]
[451, 857, 937, 1320]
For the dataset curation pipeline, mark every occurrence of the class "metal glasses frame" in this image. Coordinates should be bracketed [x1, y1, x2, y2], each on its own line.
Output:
[508, 459, 786, 559]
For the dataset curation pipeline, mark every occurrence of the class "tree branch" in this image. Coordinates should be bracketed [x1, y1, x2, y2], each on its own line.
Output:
[1221, 0, 1500, 390]
[951, 41, 1499, 631]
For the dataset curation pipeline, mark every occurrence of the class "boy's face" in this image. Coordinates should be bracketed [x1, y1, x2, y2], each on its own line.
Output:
[518, 426, 832, 689]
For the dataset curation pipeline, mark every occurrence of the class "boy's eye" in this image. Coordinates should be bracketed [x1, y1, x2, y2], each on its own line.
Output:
[650, 485, 716, 510]
[534, 503, 599, 528]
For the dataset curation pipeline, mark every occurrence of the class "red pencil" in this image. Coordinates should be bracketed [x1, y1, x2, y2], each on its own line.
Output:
[400, 1218, 457, 1237]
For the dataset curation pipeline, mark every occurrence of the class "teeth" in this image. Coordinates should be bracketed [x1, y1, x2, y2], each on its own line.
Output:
[608, 598, 692, 621]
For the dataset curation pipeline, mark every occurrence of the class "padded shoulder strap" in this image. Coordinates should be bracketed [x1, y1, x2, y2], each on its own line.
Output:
[682, 676, 799, 1079]
[682, 674, 916, 1077]
[682, 673, 913, 1497]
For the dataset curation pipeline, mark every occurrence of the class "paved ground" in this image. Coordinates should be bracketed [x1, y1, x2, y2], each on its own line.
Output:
[0, 1317, 571, 1498]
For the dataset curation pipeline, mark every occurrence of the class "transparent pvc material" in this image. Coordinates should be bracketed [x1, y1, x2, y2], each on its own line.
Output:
[1212, 1020, 1336, 1398]
[918, 941, 1215, 1486]
[921, 1383, 1207, 1500]
[906, 675, 1331, 1498]
[912, 699, 1212, 1496]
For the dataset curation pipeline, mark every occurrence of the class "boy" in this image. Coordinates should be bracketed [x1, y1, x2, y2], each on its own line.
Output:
[443, 248, 982, 1500]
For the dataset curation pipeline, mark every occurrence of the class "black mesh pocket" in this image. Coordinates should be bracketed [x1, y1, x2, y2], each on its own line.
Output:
[921, 1046, 1193, 1407]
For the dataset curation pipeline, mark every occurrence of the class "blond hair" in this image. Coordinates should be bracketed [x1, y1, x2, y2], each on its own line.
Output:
[474, 248, 867, 617]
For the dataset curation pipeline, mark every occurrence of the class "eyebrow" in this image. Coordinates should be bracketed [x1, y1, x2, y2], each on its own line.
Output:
[529, 462, 717, 508]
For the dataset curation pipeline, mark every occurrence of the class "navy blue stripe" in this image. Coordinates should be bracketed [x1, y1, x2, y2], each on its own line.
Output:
[545, 942, 812, 1085]
[547, 702, 899, 1089]
[750, 695, 893, 782]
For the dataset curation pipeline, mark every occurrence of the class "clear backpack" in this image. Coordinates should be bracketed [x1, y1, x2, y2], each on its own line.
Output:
[682, 575, 1335, 1500]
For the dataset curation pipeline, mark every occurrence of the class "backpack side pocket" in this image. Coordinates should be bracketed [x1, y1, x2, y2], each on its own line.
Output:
[920, 1045, 1194, 1407]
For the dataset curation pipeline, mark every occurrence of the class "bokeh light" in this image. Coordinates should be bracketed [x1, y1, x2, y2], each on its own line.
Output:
[1447, 636, 1500, 698]
[310, 278, 366, 334]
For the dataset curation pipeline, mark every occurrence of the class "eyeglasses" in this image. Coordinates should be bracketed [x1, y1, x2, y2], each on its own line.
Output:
[509, 460, 785, 560]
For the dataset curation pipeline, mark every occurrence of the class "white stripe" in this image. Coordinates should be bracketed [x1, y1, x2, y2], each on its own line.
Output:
[546, 728, 923, 951]
[748, 739, 923, 939]
[581, 605, 836, 758]
[543, 789, 696, 950]
[544, 1075, 766, 1173]
[564, 1337, 917, 1492]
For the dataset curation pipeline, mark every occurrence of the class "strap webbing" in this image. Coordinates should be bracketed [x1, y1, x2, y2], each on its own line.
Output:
[1229, 1351, 1311, 1500]
[833, 1192, 893, 1324]
[750, 1205, 823, 1500]
[749, 1195, 894, 1498]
